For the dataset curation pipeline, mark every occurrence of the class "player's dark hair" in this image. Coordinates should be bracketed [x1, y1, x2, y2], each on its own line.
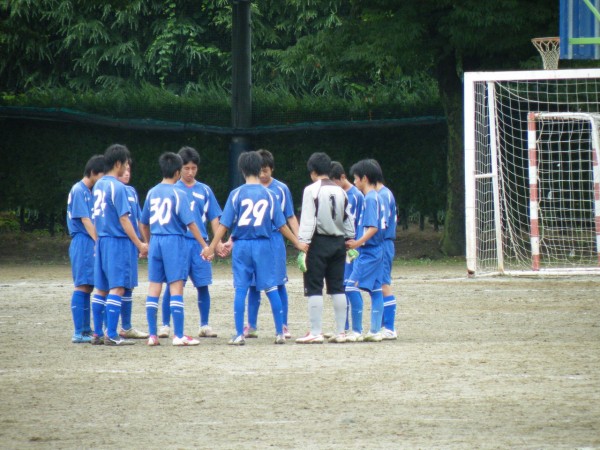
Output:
[350, 159, 383, 186]
[84, 155, 105, 177]
[178, 146, 201, 166]
[329, 161, 346, 180]
[306, 152, 332, 176]
[238, 151, 262, 177]
[257, 149, 274, 169]
[104, 144, 130, 172]
[367, 158, 385, 183]
[159, 152, 183, 179]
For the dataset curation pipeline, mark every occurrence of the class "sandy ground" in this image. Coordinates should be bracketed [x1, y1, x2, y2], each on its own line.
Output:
[0, 261, 599, 449]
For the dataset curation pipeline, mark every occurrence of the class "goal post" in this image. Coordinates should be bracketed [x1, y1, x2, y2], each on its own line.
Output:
[464, 69, 600, 276]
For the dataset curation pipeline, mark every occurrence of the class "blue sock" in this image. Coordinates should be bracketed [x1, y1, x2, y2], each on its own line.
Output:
[146, 296, 159, 336]
[162, 285, 171, 327]
[170, 295, 184, 338]
[247, 288, 261, 329]
[234, 288, 248, 337]
[383, 295, 396, 331]
[121, 288, 133, 330]
[105, 294, 122, 339]
[91, 294, 106, 336]
[370, 290, 384, 334]
[345, 287, 363, 334]
[83, 292, 92, 334]
[265, 287, 283, 335]
[197, 286, 210, 327]
[70, 291, 85, 335]
[344, 295, 351, 331]
[278, 285, 288, 327]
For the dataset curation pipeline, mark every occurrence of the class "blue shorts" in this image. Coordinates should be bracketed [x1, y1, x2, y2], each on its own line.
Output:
[186, 238, 212, 287]
[346, 245, 383, 292]
[148, 235, 189, 284]
[382, 240, 395, 285]
[94, 237, 133, 291]
[271, 231, 288, 285]
[69, 233, 95, 287]
[232, 239, 276, 291]
[128, 240, 139, 288]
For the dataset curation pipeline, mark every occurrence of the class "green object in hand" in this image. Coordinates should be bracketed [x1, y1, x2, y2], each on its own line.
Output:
[346, 248, 359, 263]
[297, 251, 307, 272]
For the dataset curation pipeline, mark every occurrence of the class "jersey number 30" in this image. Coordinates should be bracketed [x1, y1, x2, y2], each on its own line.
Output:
[149, 198, 173, 225]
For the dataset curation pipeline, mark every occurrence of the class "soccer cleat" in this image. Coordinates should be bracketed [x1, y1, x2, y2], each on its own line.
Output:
[119, 327, 150, 339]
[104, 335, 135, 346]
[90, 334, 104, 345]
[381, 328, 398, 340]
[283, 325, 291, 339]
[228, 335, 246, 346]
[322, 331, 334, 339]
[328, 332, 347, 344]
[295, 332, 324, 344]
[172, 335, 200, 346]
[72, 333, 92, 344]
[345, 331, 364, 343]
[243, 326, 258, 338]
[147, 335, 160, 346]
[274, 334, 286, 344]
[198, 325, 218, 338]
[364, 331, 383, 342]
[297, 251, 307, 273]
[158, 325, 170, 338]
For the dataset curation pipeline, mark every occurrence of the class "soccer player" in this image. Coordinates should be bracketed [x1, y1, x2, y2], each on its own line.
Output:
[295, 152, 355, 344]
[244, 149, 299, 339]
[140, 152, 208, 347]
[329, 160, 364, 332]
[344, 159, 386, 342]
[202, 151, 307, 346]
[116, 162, 149, 340]
[92, 144, 148, 346]
[66, 154, 104, 343]
[158, 147, 224, 339]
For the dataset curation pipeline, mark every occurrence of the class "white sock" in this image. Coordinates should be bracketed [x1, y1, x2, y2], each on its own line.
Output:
[331, 293, 347, 334]
[308, 295, 323, 335]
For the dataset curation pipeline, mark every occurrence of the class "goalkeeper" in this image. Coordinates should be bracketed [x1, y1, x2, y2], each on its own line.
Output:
[295, 152, 356, 344]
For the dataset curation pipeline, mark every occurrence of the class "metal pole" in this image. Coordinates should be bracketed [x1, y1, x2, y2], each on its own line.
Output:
[230, 0, 252, 189]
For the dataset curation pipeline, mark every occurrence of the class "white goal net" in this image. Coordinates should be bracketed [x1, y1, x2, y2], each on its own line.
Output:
[465, 69, 600, 275]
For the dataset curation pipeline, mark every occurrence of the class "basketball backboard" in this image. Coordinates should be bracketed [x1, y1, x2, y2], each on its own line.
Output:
[560, 0, 600, 59]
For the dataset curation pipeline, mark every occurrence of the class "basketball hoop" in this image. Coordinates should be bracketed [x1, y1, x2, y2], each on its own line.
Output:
[531, 37, 560, 70]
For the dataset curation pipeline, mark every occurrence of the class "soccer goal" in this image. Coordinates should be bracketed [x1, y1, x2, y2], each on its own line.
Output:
[464, 69, 600, 275]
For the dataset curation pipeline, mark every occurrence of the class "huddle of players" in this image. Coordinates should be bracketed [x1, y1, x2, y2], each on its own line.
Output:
[66, 144, 398, 346]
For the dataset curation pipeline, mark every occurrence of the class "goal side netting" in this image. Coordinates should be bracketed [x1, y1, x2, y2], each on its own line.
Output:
[464, 69, 600, 276]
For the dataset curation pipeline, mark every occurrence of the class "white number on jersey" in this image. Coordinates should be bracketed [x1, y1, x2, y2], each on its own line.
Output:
[93, 190, 106, 219]
[238, 198, 268, 227]
[149, 197, 173, 225]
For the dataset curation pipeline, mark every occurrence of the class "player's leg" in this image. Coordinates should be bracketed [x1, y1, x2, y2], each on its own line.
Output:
[188, 239, 216, 337]
[69, 234, 95, 343]
[120, 288, 133, 331]
[233, 287, 248, 340]
[324, 236, 347, 343]
[344, 253, 365, 341]
[92, 237, 109, 344]
[119, 242, 148, 339]
[160, 284, 171, 337]
[272, 232, 290, 336]
[364, 288, 384, 342]
[381, 240, 397, 339]
[278, 285, 290, 337]
[145, 282, 162, 346]
[245, 287, 260, 337]
[70, 287, 89, 343]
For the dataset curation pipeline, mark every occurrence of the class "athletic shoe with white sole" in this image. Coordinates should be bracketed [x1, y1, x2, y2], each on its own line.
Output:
[363, 331, 383, 342]
[72, 333, 92, 344]
[228, 335, 246, 346]
[274, 334, 286, 344]
[147, 335, 160, 346]
[328, 332, 346, 344]
[119, 327, 149, 339]
[345, 331, 364, 343]
[198, 325, 218, 338]
[295, 332, 324, 344]
[158, 325, 170, 338]
[283, 325, 291, 339]
[322, 331, 334, 339]
[381, 328, 398, 340]
[172, 335, 200, 346]
[243, 326, 258, 338]
[104, 335, 135, 346]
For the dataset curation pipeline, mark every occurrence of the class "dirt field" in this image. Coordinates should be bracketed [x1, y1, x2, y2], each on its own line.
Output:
[1, 258, 599, 449]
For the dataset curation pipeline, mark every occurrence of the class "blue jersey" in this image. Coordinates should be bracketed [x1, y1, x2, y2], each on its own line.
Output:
[175, 180, 222, 240]
[220, 184, 286, 240]
[346, 185, 364, 232]
[140, 183, 194, 236]
[67, 180, 94, 237]
[265, 178, 295, 230]
[125, 185, 142, 238]
[356, 189, 385, 248]
[377, 185, 397, 241]
[93, 175, 132, 238]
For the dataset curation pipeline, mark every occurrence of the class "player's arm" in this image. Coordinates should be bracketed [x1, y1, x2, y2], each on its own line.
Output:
[347, 226, 377, 249]
[81, 217, 97, 241]
[139, 223, 150, 244]
[187, 222, 208, 249]
[286, 214, 299, 237]
[279, 224, 308, 253]
[119, 214, 148, 257]
[202, 223, 229, 261]
[209, 216, 226, 256]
